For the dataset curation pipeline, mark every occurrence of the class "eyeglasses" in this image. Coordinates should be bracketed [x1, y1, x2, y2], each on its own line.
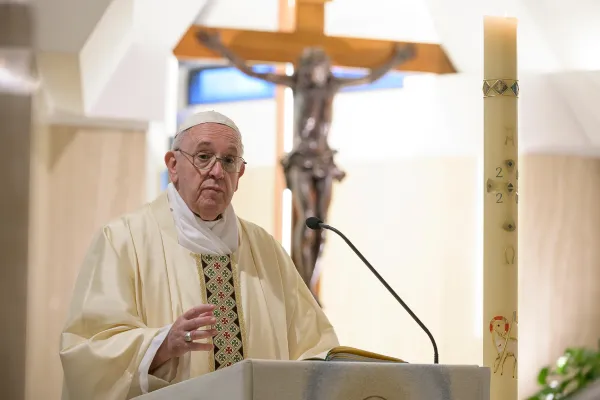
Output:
[176, 149, 246, 173]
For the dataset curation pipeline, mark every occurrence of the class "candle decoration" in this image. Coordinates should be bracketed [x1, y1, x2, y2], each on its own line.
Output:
[483, 15, 519, 400]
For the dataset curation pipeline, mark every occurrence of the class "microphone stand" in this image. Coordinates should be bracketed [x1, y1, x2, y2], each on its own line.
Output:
[316, 221, 439, 364]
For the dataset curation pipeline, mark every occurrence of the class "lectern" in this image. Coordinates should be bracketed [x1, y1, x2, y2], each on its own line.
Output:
[134, 360, 490, 400]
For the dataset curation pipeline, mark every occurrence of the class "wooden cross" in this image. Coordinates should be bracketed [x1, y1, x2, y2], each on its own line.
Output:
[172, 0, 456, 243]
[173, 0, 456, 74]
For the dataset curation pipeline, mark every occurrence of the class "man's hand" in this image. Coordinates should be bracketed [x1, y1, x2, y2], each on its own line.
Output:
[196, 30, 223, 51]
[150, 304, 218, 371]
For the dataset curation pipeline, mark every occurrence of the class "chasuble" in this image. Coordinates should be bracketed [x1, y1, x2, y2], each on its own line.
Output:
[59, 192, 339, 400]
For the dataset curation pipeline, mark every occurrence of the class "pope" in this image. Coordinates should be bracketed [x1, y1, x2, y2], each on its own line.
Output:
[59, 110, 339, 399]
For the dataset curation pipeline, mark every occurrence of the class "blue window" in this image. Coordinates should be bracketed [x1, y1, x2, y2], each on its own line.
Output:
[187, 65, 404, 105]
[333, 67, 406, 93]
[188, 65, 277, 105]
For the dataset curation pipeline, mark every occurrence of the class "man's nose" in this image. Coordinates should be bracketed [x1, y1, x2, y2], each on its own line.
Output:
[208, 158, 225, 178]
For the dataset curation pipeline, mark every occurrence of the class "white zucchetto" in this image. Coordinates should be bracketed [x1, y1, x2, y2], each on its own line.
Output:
[176, 110, 241, 137]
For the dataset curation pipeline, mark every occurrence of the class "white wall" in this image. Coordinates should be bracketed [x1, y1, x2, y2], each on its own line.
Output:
[319, 156, 481, 365]
[319, 78, 483, 365]
[317, 73, 590, 365]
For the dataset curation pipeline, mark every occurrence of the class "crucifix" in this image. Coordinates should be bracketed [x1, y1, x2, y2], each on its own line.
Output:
[173, 0, 456, 302]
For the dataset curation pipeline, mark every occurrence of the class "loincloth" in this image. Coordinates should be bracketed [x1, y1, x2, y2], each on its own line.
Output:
[281, 150, 346, 183]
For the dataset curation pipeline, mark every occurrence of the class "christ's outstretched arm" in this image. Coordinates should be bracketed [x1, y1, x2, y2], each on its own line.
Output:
[335, 43, 415, 88]
[197, 30, 295, 87]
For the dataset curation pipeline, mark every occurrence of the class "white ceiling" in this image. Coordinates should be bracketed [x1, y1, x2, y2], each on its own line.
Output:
[32, 0, 600, 71]
[199, 0, 279, 32]
[198, 0, 440, 43]
[521, 0, 600, 70]
[29, 0, 600, 155]
[30, 0, 113, 52]
[196, 0, 600, 73]
[34, 0, 210, 125]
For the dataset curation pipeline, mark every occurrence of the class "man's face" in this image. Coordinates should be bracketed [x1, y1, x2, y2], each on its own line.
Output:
[165, 123, 245, 221]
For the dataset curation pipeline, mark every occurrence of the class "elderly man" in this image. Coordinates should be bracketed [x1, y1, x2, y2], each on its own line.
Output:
[59, 111, 339, 399]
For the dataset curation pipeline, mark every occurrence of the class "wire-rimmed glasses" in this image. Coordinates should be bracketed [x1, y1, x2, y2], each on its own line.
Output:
[176, 149, 246, 173]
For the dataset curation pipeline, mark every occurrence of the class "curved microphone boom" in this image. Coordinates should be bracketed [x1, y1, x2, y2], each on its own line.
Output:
[305, 216, 439, 364]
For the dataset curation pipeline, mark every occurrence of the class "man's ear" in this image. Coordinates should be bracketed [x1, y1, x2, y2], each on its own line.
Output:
[164, 151, 178, 183]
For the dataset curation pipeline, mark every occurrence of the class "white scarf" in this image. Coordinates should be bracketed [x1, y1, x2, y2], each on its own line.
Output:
[166, 183, 239, 255]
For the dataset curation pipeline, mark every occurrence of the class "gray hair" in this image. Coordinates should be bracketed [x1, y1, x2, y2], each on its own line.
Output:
[171, 129, 186, 151]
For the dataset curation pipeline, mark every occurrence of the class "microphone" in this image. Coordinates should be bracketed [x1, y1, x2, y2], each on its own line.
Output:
[305, 216, 439, 364]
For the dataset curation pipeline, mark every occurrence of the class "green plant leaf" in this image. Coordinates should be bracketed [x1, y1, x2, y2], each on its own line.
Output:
[538, 367, 550, 385]
[529, 340, 600, 399]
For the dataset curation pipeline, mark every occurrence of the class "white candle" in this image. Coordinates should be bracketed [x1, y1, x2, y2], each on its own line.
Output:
[483, 15, 518, 400]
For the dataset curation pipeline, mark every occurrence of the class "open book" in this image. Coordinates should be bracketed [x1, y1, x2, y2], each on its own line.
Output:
[305, 346, 408, 363]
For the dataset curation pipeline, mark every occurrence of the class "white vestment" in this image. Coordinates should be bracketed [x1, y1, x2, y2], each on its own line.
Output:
[59, 188, 339, 400]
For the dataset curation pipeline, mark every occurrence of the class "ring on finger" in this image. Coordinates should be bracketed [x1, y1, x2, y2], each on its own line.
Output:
[184, 331, 193, 343]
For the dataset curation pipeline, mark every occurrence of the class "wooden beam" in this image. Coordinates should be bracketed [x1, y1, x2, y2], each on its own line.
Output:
[295, 0, 330, 34]
[174, 26, 457, 74]
[273, 0, 295, 242]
